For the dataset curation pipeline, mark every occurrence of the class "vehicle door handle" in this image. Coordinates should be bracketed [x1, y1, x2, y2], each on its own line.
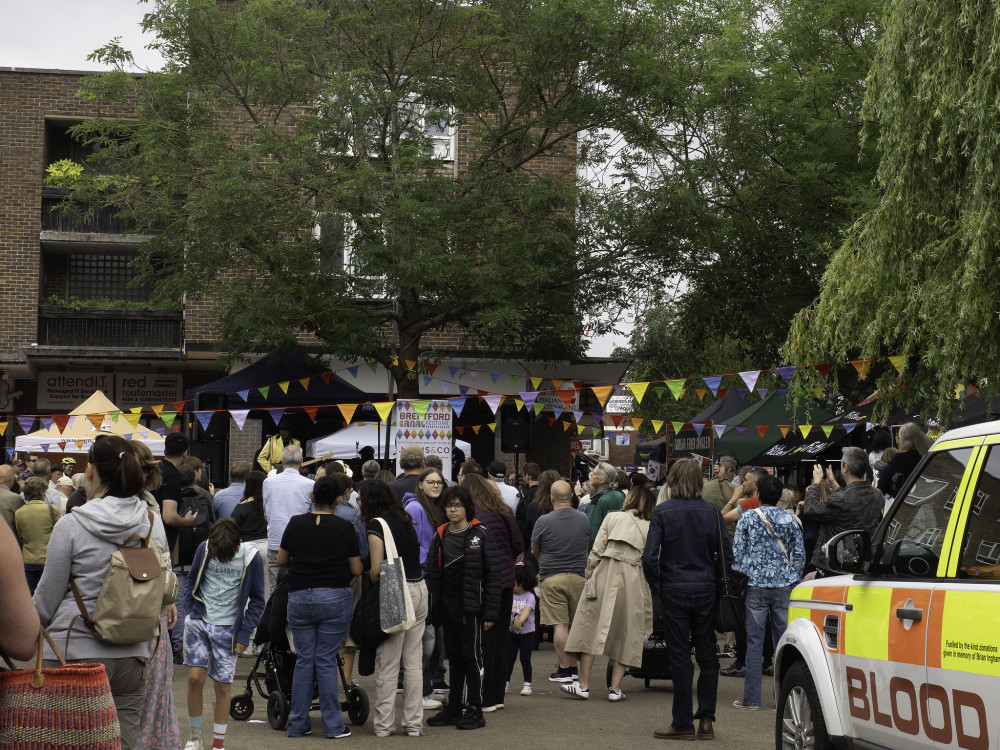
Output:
[896, 607, 923, 622]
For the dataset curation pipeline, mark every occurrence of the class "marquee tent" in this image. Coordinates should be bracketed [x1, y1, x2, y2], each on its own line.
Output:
[306, 422, 471, 461]
[713, 392, 833, 464]
[15, 390, 167, 455]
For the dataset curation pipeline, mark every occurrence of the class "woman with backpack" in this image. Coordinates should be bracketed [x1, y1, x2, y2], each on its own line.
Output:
[32, 434, 174, 750]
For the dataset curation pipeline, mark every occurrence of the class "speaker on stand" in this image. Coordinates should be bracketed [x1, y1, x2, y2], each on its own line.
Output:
[500, 403, 532, 491]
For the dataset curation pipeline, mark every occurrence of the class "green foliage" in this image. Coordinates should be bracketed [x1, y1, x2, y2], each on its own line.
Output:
[70, 0, 667, 397]
[43, 159, 84, 188]
[41, 295, 181, 312]
[783, 0, 1000, 423]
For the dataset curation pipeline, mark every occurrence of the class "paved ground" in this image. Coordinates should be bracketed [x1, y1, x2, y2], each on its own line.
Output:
[172, 642, 777, 750]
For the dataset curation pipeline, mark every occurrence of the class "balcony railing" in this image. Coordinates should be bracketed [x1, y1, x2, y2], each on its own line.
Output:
[41, 187, 139, 235]
[38, 306, 183, 349]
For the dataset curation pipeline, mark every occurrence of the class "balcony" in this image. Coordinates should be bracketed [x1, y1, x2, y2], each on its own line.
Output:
[41, 186, 140, 235]
[37, 305, 184, 351]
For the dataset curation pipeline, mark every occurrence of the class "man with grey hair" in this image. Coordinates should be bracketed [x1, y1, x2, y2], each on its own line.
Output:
[361, 459, 381, 480]
[584, 462, 624, 548]
[802, 446, 884, 576]
[211, 460, 252, 518]
[262, 444, 313, 591]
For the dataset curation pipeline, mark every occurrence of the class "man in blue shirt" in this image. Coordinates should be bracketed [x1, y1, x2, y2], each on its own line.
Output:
[211, 461, 251, 518]
[732, 474, 805, 710]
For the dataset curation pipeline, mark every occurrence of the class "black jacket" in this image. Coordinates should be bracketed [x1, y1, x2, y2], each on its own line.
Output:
[426, 519, 501, 623]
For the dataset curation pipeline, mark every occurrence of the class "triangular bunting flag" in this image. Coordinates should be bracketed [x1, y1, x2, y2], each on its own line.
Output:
[53, 414, 71, 433]
[446, 399, 464, 419]
[57, 442, 66, 451]
[530, 377, 543, 389]
[109, 411, 120, 423]
[161, 412, 177, 429]
[814, 363, 834, 379]
[714, 424, 726, 438]
[426, 363, 438, 376]
[653, 386, 666, 399]
[799, 424, 812, 439]
[776, 365, 797, 386]
[756, 388, 768, 400]
[843, 422, 857, 434]
[591, 385, 614, 407]
[172, 400, 186, 414]
[555, 390, 574, 409]
[702, 375, 722, 396]
[633, 418, 644, 430]
[195, 411, 213, 431]
[695, 388, 708, 401]
[739, 370, 761, 391]
[821, 425, 834, 438]
[776, 388, 788, 399]
[671, 421, 685, 433]
[347, 366, 360, 379]
[563, 421, 572, 432]
[0, 422, 6, 436]
[456, 426, 465, 436]
[373, 402, 395, 422]
[366, 362, 378, 375]
[611, 415, 623, 428]
[888, 356, 904, 375]
[472, 425, 481, 435]
[298, 377, 311, 391]
[779, 425, 790, 438]
[150, 405, 164, 417]
[124, 413, 142, 429]
[628, 382, 650, 404]
[734, 425, 747, 438]
[489, 372, 500, 384]
[230, 410, 250, 430]
[423, 376, 434, 388]
[550, 379, 563, 390]
[737, 388, 748, 399]
[666, 380, 686, 401]
[303, 406, 319, 422]
[485, 423, 496, 433]
[519, 392, 539, 412]
[514, 398, 525, 412]
[74, 441, 84, 450]
[692, 422, 704, 437]
[510, 375, 520, 387]
[265, 408, 285, 427]
[651, 420, 664, 434]
[405, 360, 417, 372]
[483, 395, 503, 415]
[278, 381, 290, 394]
[755, 425, 768, 438]
[850, 359, 872, 380]
[88, 414, 104, 430]
[573, 410, 584, 423]
[533, 401, 545, 415]
[236, 389, 249, 402]
[718, 388, 728, 399]
[338, 403, 358, 423]
[259, 386, 270, 399]
[441, 381, 452, 393]
[411, 400, 431, 419]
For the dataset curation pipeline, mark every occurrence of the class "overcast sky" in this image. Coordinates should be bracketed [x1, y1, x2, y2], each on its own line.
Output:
[0, 0, 164, 72]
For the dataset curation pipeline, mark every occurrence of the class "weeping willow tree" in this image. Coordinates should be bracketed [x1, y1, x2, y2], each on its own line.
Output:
[784, 0, 1000, 422]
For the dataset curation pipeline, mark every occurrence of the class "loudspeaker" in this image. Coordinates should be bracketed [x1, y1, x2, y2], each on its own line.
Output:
[500, 403, 532, 453]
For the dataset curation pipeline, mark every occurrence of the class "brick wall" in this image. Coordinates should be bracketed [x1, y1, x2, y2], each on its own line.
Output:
[228, 415, 263, 466]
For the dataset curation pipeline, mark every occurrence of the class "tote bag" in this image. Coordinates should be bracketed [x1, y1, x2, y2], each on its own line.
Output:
[0, 629, 121, 750]
[376, 517, 416, 634]
[712, 511, 745, 633]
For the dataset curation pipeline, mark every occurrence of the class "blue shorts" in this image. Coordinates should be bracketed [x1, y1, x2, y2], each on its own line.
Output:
[183, 616, 238, 683]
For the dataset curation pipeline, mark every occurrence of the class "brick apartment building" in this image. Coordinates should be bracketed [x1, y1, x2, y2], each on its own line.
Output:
[0, 67, 627, 480]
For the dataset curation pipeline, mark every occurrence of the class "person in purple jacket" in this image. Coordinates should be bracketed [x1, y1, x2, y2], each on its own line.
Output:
[461, 473, 524, 712]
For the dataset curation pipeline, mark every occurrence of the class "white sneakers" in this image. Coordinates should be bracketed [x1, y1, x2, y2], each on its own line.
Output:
[422, 696, 443, 710]
[520, 682, 533, 696]
[561, 683, 590, 700]
[608, 688, 626, 702]
[183, 739, 202, 750]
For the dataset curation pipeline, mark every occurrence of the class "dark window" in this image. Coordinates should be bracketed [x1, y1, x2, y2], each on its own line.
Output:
[68, 254, 150, 302]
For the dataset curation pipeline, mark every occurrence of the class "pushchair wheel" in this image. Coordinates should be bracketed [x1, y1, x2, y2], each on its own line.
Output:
[346, 686, 370, 726]
[229, 689, 254, 721]
[267, 690, 289, 730]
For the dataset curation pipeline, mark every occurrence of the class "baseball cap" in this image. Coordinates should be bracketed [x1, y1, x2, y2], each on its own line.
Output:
[56, 476, 74, 487]
[486, 460, 507, 479]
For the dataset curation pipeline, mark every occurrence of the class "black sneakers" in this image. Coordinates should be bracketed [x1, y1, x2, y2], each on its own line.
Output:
[720, 663, 745, 677]
[427, 707, 462, 727]
[548, 666, 578, 683]
[456, 707, 485, 730]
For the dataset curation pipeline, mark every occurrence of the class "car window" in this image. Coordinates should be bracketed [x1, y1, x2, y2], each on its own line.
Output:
[880, 448, 973, 577]
[957, 446, 1000, 580]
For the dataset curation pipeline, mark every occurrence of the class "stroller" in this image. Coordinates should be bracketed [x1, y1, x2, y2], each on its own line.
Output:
[229, 578, 370, 730]
[605, 593, 672, 688]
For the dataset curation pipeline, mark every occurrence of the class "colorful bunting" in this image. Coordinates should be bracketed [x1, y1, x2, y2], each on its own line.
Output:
[821, 425, 834, 438]
[590, 385, 614, 407]
[236, 389, 249, 402]
[52, 414, 71, 433]
[843, 422, 857, 434]
[778, 425, 790, 438]
[628, 382, 650, 404]
[888, 356, 904, 374]
[755, 388, 768, 400]
[714, 424, 726, 438]
[161, 412, 177, 429]
[265, 408, 285, 427]
[195, 412, 213, 431]
[755, 425, 768, 438]
[449, 399, 465, 418]
[776, 366, 797, 386]
[88, 414, 104, 430]
[739, 370, 761, 391]
[338, 403, 358, 423]
[373, 402, 395, 421]
[666, 380, 685, 401]
[814, 363, 833, 379]
[410, 400, 431, 419]
[277, 381, 290, 394]
[519, 392, 539, 412]
[799, 424, 812, 439]
[671, 421, 685, 433]
[695, 388, 708, 401]
[258, 386, 270, 399]
[230, 410, 250, 430]
[850, 359, 872, 380]
[703, 376, 722, 396]
[303, 406, 319, 422]
[483, 395, 503, 415]
[124, 413, 142, 429]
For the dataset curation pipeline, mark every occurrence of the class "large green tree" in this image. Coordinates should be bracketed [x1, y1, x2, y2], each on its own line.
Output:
[73, 0, 665, 397]
[784, 0, 1000, 421]
[604, 0, 881, 375]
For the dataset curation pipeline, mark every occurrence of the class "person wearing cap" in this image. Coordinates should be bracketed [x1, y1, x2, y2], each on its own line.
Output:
[487, 460, 520, 516]
[60, 457, 77, 478]
[388, 446, 425, 503]
[54, 475, 75, 514]
[257, 421, 301, 474]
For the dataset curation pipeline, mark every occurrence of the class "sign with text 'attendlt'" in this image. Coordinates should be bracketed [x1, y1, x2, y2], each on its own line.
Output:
[392, 400, 454, 481]
[37, 371, 114, 410]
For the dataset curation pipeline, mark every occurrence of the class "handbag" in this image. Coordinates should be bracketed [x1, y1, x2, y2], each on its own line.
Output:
[712, 511, 745, 633]
[0, 628, 121, 750]
[376, 518, 416, 634]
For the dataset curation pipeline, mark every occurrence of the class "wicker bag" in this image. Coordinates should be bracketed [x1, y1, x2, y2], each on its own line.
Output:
[0, 628, 121, 749]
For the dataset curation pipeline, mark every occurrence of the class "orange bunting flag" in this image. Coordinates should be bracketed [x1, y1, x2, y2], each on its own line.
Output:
[172, 401, 186, 414]
[338, 403, 358, 423]
[74, 440, 85, 450]
[651, 420, 664, 433]
[58, 442, 66, 451]
[799, 424, 812, 439]
[150, 405, 164, 418]
[88, 414, 105, 430]
[756, 425, 768, 438]
[850, 359, 872, 380]
[888, 355, 904, 374]
[299, 377, 311, 391]
[556, 390, 575, 408]
[0, 421, 7, 436]
[590, 385, 614, 407]
[472, 425, 482, 435]
[779, 425, 790, 438]
[695, 388, 708, 401]
[632, 418, 644, 430]
[405, 360, 417, 372]
[628, 382, 650, 404]
[373, 402, 395, 422]
[320, 372, 331, 385]
[551, 379, 564, 391]
[278, 381, 290, 394]
[456, 426, 465, 436]
[563, 421, 573, 431]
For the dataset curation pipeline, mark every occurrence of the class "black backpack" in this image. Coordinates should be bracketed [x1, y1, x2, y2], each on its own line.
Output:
[175, 487, 214, 565]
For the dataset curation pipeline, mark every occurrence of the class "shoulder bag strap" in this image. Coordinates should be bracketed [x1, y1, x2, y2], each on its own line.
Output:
[714, 509, 729, 585]
[753, 508, 790, 561]
[376, 517, 399, 562]
[47, 501, 57, 526]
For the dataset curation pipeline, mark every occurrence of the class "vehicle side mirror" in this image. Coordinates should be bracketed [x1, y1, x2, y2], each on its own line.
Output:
[822, 529, 871, 574]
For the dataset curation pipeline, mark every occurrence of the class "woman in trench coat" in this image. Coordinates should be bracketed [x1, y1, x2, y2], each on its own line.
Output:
[561, 485, 655, 701]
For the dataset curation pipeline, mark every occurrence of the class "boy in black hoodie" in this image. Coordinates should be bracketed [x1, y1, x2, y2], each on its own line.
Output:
[425, 485, 500, 730]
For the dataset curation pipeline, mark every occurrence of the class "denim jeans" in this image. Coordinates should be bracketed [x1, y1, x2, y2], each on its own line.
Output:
[661, 587, 719, 729]
[287, 587, 352, 737]
[743, 585, 791, 707]
[170, 569, 189, 654]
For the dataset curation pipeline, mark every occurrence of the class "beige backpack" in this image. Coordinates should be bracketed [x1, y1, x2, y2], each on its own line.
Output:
[69, 511, 174, 648]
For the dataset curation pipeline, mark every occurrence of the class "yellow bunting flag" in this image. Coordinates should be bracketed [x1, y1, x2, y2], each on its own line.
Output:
[391, 356, 399, 367]
[486, 423, 496, 433]
[888, 355, 904, 374]
[278, 381, 290, 394]
[628, 382, 650, 404]
[150, 405, 164, 418]
[124, 413, 142, 429]
[651, 420, 664, 434]
[799, 425, 812, 439]
[74, 441, 85, 450]
[590, 385, 614, 407]
[0, 422, 6, 435]
[338, 403, 358, 423]
[299, 377, 311, 391]
[531, 377, 543, 389]
[130, 407, 142, 414]
[666, 380, 686, 401]
[515, 398, 525, 412]
[405, 360, 417, 372]
[373, 402, 395, 422]
[779, 425, 790, 438]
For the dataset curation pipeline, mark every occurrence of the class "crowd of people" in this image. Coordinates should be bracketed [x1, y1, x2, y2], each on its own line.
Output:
[0, 421, 930, 745]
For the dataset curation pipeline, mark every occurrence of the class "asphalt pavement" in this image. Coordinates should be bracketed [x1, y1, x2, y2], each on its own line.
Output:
[172, 641, 776, 750]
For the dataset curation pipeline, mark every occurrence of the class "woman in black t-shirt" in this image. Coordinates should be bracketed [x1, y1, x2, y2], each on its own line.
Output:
[360, 480, 428, 737]
[277, 477, 362, 739]
[231, 471, 268, 543]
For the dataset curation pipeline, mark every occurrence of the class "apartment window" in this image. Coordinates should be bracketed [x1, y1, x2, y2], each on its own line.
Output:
[68, 254, 151, 302]
[313, 214, 387, 297]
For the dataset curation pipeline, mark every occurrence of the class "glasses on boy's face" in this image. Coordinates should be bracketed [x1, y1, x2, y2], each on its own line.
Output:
[445, 503, 464, 510]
